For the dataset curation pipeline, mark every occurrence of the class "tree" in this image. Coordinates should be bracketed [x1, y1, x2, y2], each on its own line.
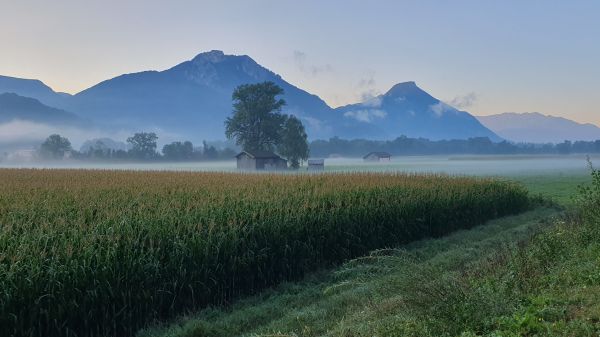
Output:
[39, 134, 72, 159]
[127, 132, 158, 160]
[278, 115, 309, 169]
[162, 141, 194, 161]
[202, 141, 218, 160]
[218, 147, 236, 159]
[556, 140, 572, 155]
[225, 82, 286, 152]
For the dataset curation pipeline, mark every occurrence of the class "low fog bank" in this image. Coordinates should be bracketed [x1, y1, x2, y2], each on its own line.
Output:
[0, 120, 240, 166]
[1, 118, 598, 177]
[1, 154, 596, 177]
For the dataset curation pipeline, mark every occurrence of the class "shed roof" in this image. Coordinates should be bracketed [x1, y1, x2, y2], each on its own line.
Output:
[308, 158, 325, 165]
[363, 151, 392, 159]
[235, 150, 283, 159]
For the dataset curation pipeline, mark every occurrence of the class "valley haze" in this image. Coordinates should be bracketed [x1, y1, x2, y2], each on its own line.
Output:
[2, 51, 599, 154]
[1, 51, 501, 148]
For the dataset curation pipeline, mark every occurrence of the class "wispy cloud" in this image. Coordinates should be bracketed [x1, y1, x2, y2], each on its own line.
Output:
[356, 70, 381, 105]
[358, 76, 375, 88]
[360, 94, 383, 108]
[447, 92, 478, 110]
[293, 50, 333, 76]
[344, 109, 387, 123]
[429, 102, 456, 117]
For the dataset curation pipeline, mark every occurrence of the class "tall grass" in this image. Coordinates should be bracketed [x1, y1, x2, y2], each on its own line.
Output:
[0, 169, 529, 336]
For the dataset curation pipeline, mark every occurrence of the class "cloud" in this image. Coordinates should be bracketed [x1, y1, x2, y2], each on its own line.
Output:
[447, 92, 478, 110]
[0, 119, 182, 150]
[429, 102, 456, 117]
[358, 70, 376, 88]
[344, 109, 387, 123]
[358, 77, 375, 88]
[355, 70, 383, 105]
[360, 94, 383, 108]
[293, 50, 333, 76]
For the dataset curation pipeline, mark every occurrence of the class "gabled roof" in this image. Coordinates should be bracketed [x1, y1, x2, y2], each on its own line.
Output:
[235, 150, 283, 159]
[363, 151, 391, 159]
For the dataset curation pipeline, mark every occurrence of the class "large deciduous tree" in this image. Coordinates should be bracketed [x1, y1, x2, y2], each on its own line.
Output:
[225, 81, 286, 152]
[127, 132, 158, 160]
[39, 134, 72, 159]
[278, 115, 309, 169]
[162, 141, 193, 160]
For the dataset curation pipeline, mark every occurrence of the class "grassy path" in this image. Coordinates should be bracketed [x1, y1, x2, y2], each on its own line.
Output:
[141, 207, 563, 337]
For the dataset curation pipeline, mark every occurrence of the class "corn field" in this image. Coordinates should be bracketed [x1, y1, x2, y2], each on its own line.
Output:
[0, 169, 529, 337]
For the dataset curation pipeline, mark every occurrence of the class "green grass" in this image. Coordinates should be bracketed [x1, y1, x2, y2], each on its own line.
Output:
[140, 208, 562, 337]
[142, 170, 600, 337]
[511, 172, 591, 205]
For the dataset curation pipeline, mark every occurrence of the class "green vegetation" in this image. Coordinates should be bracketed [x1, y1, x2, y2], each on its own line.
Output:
[39, 133, 73, 159]
[127, 132, 159, 160]
[511, 172, 591, 205]
[0, 170, 527, 337]
[225, 81, 309, 168]
[278, 115, 309, 169]
[310, 136, 600, 157]
[141, 169, 600, 336]
[141, 208, 559, 337]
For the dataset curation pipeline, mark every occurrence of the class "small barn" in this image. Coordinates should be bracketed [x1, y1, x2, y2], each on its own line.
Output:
[363, 152, 392, 162]
[307, 158, 325, 171]
[235, 150, 288, 170]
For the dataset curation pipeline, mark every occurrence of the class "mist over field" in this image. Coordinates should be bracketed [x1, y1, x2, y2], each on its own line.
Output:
[1, 154, 596, 178]
[2, 2, 600, 336]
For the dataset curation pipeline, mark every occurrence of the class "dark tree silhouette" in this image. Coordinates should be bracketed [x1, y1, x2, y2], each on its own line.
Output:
[39, 134, 72, 159]
[127, 132, 158, 160]
[225, 82, 286, 152]
[278, 115, 309, 169]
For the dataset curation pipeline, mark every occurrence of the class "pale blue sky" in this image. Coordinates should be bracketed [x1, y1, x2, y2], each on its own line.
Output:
[1, 0, 598, 124]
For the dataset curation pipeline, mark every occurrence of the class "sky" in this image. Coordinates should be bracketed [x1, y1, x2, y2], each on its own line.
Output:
[1, 0, 599, 125]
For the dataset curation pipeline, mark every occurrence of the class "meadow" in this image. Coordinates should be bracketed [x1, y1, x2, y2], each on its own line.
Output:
[0, 169, 529, 337]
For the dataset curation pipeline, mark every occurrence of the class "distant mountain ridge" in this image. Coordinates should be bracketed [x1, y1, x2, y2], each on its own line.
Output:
[477, 112, 600, 143]
[0, 93, 83, 126]
[0, 75, 70, 108]
[334, 81, 501, 141]
[0, 50, 500, 142]
[67, 50, 335, 140]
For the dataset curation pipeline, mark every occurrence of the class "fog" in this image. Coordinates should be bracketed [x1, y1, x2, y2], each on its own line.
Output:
[1, 154, 596, 178]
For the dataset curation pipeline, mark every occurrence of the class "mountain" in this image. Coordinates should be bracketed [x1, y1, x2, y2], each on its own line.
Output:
[334, 82, 501, 141]
[67, 50, 335, 140]
[0, 75, 70, 108]
[0, 93, 83, 126]
[0, 51, 500, 143]
[477, 112, 600, 143]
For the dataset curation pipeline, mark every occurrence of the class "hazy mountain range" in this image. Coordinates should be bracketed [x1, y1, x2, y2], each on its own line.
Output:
[1, 50, 596, 146]
[335, 81, 500, 141]
[0, 93, 83, 126]
[477, 112, 600, 144]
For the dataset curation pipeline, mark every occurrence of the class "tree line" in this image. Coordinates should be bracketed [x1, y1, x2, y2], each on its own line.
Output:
[37, 133, 236, 161]
[310, 136, 600, 157]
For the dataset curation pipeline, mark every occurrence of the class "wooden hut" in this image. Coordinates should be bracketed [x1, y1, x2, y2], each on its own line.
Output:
[307, 158, 325, 171]
[363, 152, 392, 162]
[235, 150, 288, 170]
